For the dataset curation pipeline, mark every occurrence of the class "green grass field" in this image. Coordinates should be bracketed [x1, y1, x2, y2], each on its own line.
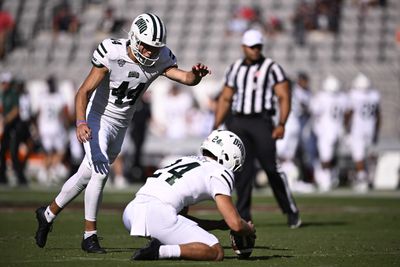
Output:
[0, 187, 399, 267]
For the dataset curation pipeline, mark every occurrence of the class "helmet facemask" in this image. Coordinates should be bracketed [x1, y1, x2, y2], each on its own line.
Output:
[218, 152, 243, 172]
[129, 31, 160, 67]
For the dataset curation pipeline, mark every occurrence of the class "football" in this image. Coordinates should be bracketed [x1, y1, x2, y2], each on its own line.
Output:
[229, 230, 256, 259]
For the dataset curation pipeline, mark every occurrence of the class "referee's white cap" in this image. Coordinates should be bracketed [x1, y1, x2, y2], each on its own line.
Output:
[242, 29, 264, 46]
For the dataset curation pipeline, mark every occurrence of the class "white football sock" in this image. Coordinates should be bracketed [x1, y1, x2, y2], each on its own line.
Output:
[44, 206, 56, 223]
[315, 167, 332, 192]
[84, 230, 97, 239]
[159, 245, 181, 259]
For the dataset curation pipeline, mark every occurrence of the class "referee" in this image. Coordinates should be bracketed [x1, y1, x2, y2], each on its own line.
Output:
[213, 29, 301, 228]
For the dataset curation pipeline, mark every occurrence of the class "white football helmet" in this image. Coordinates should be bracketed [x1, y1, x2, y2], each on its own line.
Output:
[352, 72, 371, 91]
[129, 13, 167, 67]
[322, 74, 340, 93]
[200, 130, 246, 172]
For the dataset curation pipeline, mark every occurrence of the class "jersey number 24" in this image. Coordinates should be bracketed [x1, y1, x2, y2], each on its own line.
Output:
[152, 159, 200, 185]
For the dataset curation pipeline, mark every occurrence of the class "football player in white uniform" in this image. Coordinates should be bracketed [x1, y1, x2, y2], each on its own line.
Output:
[123, 130, 255, 261]
[36, 76, 69, 185]
[310, 75, 349, 192]
[348, 73, 380, 192]
[276, 78, 315, 193]
[34, 13, 211, 253]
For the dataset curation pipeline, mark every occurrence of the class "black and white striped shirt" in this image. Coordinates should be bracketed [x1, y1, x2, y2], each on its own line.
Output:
[224, 56, 287, 115]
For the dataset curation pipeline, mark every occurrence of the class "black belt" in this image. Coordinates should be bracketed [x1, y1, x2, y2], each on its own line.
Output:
[233, 110, 275, 117]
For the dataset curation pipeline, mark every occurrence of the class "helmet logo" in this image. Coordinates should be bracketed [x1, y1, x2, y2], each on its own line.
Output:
[135, 18, 147, 34]
[233, 138, 245, 156]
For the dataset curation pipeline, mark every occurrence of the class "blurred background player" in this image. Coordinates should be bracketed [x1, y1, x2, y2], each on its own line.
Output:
[154, 83, 194, 140]
[0, 72, 27, 186]
[347, 72, 381, 192]
[292, 72, 317, 185]
[36, 75, 69, 185]
[310, 74, 349, 192]
[15, 79, 35, 180]
[124, 130, 255, 261]
[276, 78, 315, 193]
[34, 13, 211, 254]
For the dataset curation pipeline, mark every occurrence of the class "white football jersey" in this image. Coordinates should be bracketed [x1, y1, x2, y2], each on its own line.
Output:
[136, 156, 234, 212]
[349, 88, 380, 136]
[89, 38, 177, 125]
[275, 86, 302, 159]
[19, 92, 32, 122]
[292, 84, 312, 118]
[274, 83, 311, 126]
[38, 92, 67, 135]
[275, 84, 309, 159]
[310, 90, 349, 138]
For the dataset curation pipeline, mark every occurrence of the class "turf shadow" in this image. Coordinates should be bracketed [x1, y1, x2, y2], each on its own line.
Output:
[299, 221, 348, 227]
[255, 245, 291, 251]
[103, 247, 136, 253]
[43, 247, 82, 251]
[44, 247, 136, 253]
[260, 221, 347, 228]
[223, 245, 290, 251]
[225, 255, 294, 260]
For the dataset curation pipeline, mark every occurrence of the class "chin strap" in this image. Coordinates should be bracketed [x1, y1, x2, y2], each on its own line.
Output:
[129, 36, 158, 67]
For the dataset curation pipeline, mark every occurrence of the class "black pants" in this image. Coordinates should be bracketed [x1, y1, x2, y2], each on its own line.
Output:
[0, 120, 27, 185]
[228, 115, 298, 221]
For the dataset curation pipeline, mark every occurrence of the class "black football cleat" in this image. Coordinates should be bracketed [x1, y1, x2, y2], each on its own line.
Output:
[288, 212, 302, 229]
[81, 234, 106, 254]
[35, 206, 53, 248]
[132, 238, 161, 261]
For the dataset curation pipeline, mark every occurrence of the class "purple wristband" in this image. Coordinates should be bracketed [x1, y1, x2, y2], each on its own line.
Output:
[76, 120, 87, 127]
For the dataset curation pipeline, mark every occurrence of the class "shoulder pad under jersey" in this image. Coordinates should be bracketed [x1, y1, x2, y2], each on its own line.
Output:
[92, 38, 126, 68]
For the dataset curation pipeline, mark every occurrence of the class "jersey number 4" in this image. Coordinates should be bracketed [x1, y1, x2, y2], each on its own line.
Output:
[111, 81, 146, 105]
